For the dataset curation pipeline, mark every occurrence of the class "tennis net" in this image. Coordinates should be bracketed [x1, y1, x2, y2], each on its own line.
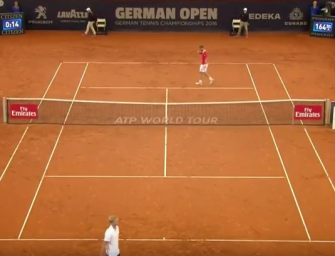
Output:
[2, 97, 331, 126]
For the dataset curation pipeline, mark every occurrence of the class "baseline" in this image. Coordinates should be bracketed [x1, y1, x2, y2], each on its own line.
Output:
[80, 87, 254, 90]
[17, 63, 89, 239]
[63, 61, 274, 65]
[1, 238, 335, 243]
[0, 62, 63, 182]
[44, 175, 286, 179]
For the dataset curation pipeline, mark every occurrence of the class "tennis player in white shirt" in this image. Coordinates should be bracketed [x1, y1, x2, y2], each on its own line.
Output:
[103, 216, 120, 256]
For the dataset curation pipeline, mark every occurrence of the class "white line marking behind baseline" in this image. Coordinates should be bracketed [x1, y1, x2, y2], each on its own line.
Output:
[0, 63, 63, 182]
[17, 63, 89, 239]
[1, 238, 335, 243]
[273, 64, 335, 195]
[245, 64, 311, 241]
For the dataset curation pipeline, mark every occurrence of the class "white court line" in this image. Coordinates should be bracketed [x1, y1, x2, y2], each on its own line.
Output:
[80, 86, 254, 90]
[44, 175, 285, 179]
[273, 64, 335, 195]
[164, 88, 168, 177]
[246, 64, 311, 241]
[63, 61, 274, 65]
[1, 238, 335, 243]
[0, 63, 63, 182]
[17, 63, 90, 239]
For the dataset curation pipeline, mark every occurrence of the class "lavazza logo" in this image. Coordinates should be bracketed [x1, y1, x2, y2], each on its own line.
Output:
[28, 6, 53, 25]
[249, 8, 307, 26]
[57, 9, 88, 23]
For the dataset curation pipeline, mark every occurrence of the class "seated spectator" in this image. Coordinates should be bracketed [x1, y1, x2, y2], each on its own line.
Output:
[310, 1, 320, 15]
[11, 1, 20, 13]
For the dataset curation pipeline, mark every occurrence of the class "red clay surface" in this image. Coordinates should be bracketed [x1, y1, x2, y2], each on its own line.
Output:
[22, 179, 307, 240]
[0, 32, 335, 256]
[46, 126, 165, 176]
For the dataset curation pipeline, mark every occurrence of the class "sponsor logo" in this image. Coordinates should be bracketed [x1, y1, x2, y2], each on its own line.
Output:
[0, 0, 4, 7]
[115, 7, 217, 20]
[28, 6, 53, 25]
[249, 13, 281, 20]
[57, 9, 88, 23]
[311, 32, 333, 38]
[113, 116, 218, 125]
[312, 16, 333, 22]
[114, 7, 218, 27]
[0, 13, 24, 19]
[9, 104, 38, 119]
[285, 8, 307, 26]
[294, 105, 322, 120]
[1, 29, 24, 35]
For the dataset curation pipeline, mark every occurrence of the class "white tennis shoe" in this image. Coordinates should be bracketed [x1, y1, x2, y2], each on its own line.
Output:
[209, 78, 214, 85]
[195, 81, 203, 85]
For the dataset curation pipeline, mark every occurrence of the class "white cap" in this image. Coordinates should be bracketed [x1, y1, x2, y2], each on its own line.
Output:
[86, 7, 91, 11]
[243, 8, 247, 11]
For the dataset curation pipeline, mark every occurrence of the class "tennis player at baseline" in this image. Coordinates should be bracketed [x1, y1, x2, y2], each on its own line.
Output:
[196, 45, 214, 86]
[103, 216, 120, 256]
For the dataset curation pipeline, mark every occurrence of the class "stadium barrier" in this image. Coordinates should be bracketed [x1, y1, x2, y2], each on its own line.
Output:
[2, 97, 332, 126]
[0, 0, 315, 32]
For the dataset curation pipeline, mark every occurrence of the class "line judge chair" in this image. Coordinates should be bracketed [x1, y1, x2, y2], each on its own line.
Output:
[231, 19, 241, 36]
[96, 18, 107, 34]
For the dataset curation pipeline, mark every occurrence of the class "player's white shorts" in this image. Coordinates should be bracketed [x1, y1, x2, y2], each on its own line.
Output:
[199, 64, 208, 73]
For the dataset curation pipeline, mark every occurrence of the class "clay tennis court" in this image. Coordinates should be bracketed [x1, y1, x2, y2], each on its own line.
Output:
[1, 32, 335, 256]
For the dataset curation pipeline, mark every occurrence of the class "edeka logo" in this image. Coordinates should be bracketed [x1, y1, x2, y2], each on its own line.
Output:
[9, 104, 38, 119]
[285, 8, 307, 26]
[57, 9, 88, 23]
[114, 7, 218, 27]
[294, 105, 323, 120]
[28, 6, 53, 25]
[249, 13, 281, 20]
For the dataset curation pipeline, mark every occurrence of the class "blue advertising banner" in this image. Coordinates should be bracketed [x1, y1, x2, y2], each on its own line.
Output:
[12, 0, 312, 32]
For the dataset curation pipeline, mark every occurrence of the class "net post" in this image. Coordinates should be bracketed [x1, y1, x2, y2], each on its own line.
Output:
[325, 99, 331, 126]
[291, 102, 295, 125]
[332, 105, 335, 130]
[2, 97, 7, 123]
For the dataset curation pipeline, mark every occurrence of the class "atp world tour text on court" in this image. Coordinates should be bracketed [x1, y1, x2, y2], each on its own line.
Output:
[113, 116, 219, 124]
